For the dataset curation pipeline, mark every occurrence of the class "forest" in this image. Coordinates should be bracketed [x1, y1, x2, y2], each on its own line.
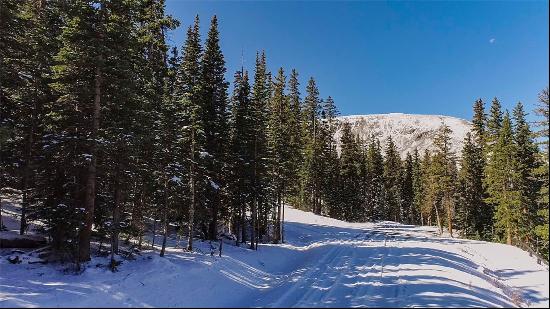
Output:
[1, 0, 548, 273]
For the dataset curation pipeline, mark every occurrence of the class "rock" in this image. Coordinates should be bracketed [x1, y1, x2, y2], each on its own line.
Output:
[0, 231, 47, 248]
[7, 255, 21, 264]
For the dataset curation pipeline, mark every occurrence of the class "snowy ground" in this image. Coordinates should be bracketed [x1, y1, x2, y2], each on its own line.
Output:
[1, 205, 548, 308]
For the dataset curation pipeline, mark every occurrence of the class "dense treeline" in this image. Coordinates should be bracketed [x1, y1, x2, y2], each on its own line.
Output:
[320, 96, 549, 262]
[0, 0, 548, 271]
[0, 0, 343, 267]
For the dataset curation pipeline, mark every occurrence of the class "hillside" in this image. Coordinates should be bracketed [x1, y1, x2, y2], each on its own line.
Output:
[334, 113, 471, 157]
[1, 204, 548, 308]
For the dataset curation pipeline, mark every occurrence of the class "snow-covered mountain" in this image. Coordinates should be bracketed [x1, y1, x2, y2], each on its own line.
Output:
[334, 113, 471, 158]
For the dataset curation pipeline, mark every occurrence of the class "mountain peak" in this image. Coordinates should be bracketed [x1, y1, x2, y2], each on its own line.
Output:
[334, 113, 471, 158]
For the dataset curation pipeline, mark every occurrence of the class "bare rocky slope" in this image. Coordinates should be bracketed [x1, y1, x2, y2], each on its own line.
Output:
[334, 113, 471, 158]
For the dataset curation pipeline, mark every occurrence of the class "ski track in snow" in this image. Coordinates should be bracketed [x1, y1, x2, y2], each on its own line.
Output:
[1, 206, 548, 308]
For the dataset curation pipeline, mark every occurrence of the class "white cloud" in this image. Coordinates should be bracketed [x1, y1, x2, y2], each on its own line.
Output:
[489, 38, 496, 44]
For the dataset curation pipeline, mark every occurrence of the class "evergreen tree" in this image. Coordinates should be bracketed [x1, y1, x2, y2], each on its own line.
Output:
[338, 122, 362, 221]
[487, 97, 503, 146]
[383, 136, 402, 222]
[365, 137, 385, 221]
[267, 67, 291, 243]
[319, 96, 340, 217]
[401, 152, 414, 224]
[534, 87, 549, 260]
[287, 69, 303, 200]
[175, 15, 204, 251]
[485, 112, 521, 245]
[228, 70, 254, 247]
[456, 133, 486, 239]
[250, 51, 271, 246]
[199, 15, 229, 241]
[47, 0, 109, 262]
[411, 148, 423, 225]
[300, 77, 322, 214]
[426, 123, 458, 236]
[512, 102, 540, 247]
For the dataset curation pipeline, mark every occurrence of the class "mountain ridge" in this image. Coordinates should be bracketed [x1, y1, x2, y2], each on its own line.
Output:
[334, 113, 472, 158]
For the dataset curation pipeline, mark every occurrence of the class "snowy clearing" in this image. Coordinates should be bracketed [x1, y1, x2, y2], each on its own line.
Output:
[1, 205, 548, 308]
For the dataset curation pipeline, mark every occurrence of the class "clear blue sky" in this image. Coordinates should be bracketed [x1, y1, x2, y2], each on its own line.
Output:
[165, 0, 549, 121]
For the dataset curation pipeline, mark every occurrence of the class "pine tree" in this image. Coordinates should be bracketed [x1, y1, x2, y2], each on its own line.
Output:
[267, 67, 292, 243]
[487, 97, 503, 146]
[410, 149, 423, 225]
[365, 137, 385, 221]
[534, 87, 549, 260]
[175, 15, 204, 251]
[300, 77, 322, 214]
[420, 150, 436, 227]
[401, 152, 414, 224]
[319, 96, 340, 218]
[47, 0, 109, 262]
[228, 69, 255, 248]
[485, 112, 521, 245]
[338, 122, 361, 221]
[199, 15, 229, 241]
[383, 136, 402, 222]
[456, 133, 486, 239]
[287, 69, 303, 200]
[512, 102, 540, 248]
[250, 51, 271, 246]
[432, 123, 457, 236]
[0, 0, 28, 231]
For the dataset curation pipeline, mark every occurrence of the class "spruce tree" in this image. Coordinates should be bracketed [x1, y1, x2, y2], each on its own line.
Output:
[199, 15, 229, 241]
[175, 16, 204, 251]
[300, 77, 322, 214]
[287, 69, 303, 201]
[250, 51, 271, 245]
[512, 102, 540, 247]
[228, 70, 254, 247]
[267, 67, 291, 243]
[383, 136, 402, 222]
[456, 133, 486, 239]
[534, 87, 549, 260]
[365, 137, 385, 221]
[485, 112, 521, 245]
[487, 97, 503, 146]
[411, 148, 423, 225]
[401, 152, 414, 224]
[338, 122, 361, 221]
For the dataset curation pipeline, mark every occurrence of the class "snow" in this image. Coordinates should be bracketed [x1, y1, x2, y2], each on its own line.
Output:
[1, 205, 548, 308]
[334, 113, 471, 158]
[209, 179, 220, 190]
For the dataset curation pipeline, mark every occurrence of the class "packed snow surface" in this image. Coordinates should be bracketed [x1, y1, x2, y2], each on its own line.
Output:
[1, 206, 548, 308]
[334, 113, 471, 158]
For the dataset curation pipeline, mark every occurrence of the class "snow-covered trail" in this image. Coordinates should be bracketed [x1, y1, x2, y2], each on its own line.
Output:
[258, 220, 543, 308]
[1, 206, 548, 308]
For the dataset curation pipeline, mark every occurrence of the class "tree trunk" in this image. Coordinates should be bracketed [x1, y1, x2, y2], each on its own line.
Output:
[151, 211, 157, 250]
[187, 126, 196, 251]
[446, 197, 453, 237]
[250, 197, 257, 250]
[209, 192, 219, 241]
[160, 177, 169, 257]
[78, 63, 101, 262]
[111, 171, 122, 260]
[20, 117, 35, 235]
[243, 202, 247, 243]
[434, 203, 443, 236]
[281, 198, 285, 243]
[0, 195, 3, 230]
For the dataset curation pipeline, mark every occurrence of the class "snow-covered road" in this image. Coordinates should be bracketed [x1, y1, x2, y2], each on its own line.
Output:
[1, 206, 548, 307]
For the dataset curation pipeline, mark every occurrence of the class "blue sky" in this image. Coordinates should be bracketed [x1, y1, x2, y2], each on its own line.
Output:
[165, 0, 549, 121]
